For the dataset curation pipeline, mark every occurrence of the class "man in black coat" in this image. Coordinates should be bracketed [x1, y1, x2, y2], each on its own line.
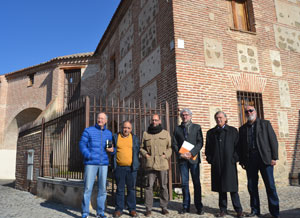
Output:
[172, 108, 204, 215]
[205, 111, 243, 217]
[238, 105, 280, 218]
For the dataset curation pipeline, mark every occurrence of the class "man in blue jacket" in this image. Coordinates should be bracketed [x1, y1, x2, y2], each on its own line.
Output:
[108, 121, 140, 217]
[79, 112, 113, 218]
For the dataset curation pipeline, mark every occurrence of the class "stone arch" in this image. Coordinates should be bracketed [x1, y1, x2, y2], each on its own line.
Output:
[4, 108, 43, 150]
[0, 107, 42, 179]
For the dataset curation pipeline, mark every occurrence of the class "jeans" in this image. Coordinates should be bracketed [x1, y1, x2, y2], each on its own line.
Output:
[246, 151, 279, 217]
[145, 170, 169, 210]
[82, 165, 108, 217]
[114, 166, 137, 212]
[179, 161, 203, 211]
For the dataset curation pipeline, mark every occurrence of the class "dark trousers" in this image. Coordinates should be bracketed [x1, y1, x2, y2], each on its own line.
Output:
[218, 192, 243, 213]
[246, 151, 279, 217]
[145, 170, 169, 210]
[179, 161, 203, 211]
[114, 166, 137, 213]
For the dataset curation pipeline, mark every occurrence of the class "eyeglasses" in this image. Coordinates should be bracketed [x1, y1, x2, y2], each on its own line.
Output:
[245, 109, 255, 114]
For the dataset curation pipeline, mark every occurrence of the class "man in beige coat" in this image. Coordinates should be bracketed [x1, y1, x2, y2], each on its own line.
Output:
[140, 114, 172, 217]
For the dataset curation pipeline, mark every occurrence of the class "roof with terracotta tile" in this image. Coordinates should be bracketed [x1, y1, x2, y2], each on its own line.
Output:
[5, 52, 94, 77]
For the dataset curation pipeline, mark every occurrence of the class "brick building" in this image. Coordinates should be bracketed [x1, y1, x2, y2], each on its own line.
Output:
[80, 0, 300, 188]
[0, 53, 93, 179]
[3, 0, 300, 194]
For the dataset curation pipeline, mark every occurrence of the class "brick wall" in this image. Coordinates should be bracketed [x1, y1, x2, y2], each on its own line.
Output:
[15, 130, 42, 194]
[172, 0, 300, 188]
[89, 0, 300, 191]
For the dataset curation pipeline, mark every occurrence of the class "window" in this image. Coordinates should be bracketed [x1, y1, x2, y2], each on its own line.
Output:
[110, 55, 116, 83]
[27, 74, 35, 87]
[230, 0, 255, 32]
[237, 91, 264, 125]
[27, 149, 34, 180]
[64, 69, 81, 106]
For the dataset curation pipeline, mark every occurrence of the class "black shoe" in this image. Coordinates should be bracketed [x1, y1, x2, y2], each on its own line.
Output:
[162, 208, 169, 215]
[246, 212, 260, 217]
[197, 209, 204, 215]
[179, 208, 190, 214]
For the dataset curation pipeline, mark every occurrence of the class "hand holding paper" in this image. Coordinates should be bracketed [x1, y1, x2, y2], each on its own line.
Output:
[179, 141, 198, 160]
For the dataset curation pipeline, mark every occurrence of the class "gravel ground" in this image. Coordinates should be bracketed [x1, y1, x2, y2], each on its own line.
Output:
[1, 180, 299, 218]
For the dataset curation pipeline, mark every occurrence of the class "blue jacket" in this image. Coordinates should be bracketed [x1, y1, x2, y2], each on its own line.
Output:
[111, 133, 140, 171]
[79, 124, 112, 165]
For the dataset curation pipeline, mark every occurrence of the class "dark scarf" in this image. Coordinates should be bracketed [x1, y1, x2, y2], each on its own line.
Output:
[148, 124, 163, 134]
[181, 121, 192, 140]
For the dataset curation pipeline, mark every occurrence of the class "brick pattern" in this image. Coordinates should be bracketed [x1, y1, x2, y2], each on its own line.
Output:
[15, 131, 41, 194]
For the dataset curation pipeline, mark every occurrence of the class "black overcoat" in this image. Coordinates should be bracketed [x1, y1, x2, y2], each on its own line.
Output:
[205, 125, 239, 192]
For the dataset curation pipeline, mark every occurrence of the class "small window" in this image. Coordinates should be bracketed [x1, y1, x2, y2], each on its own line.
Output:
[110, 55, 116, 83]
[230, 0, 255, 32]
[27, 74, 35, 87]
[27, 149, 34, 180]
[237, 91, 264, 125]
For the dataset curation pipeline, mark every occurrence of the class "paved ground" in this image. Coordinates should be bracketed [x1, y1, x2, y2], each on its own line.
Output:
[1, 180, 300, 218]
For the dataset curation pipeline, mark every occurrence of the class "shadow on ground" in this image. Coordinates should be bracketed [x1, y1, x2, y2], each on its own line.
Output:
[40, 200, 81, 218]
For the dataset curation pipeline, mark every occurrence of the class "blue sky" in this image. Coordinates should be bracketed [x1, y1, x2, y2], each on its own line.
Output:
[0, 0, 121, 75]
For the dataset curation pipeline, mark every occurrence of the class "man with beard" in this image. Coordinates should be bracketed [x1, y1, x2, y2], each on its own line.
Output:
[140, 114, 172, 217]
[205, 111, 243, 217]
[172, 108, 204, 215]
[238, 105, 280, 218]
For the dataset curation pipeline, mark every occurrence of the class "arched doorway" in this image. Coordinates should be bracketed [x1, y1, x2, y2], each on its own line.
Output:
[0, 108, 42, 179]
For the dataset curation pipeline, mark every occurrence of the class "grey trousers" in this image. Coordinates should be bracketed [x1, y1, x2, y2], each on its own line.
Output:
[145, 170, 169, 210]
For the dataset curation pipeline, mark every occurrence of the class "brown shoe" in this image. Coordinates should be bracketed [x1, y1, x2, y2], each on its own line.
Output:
[145, 210, 152, 217]
[216, 211, 226, 217]
[113, 211, 122, 217]
[237, 211, 244, 218]
[162, 208, 169, 215]
[129, 210, 137, 217]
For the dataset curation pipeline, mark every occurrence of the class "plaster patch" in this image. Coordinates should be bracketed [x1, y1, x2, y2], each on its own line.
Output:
[139, 46, 161, 87]
[269, 50, 282, 76]
[118, 50, 132, 81]
[209, 13, 215, 21]
[81, 64, 99, 81]
[278, 80, 291, 107]
[277, 111, 289, 138]
[142, 80, 157, 108]
[120, 74, 134, 99]
[274, 24, 300, 53]
[274, 0, 300, 29]
[204, 38, 224, 68]
[138, 0, 158, 35]
[141, 22, 157, 59]
[119, 6, 132, 38]
[120, 25, 134, 58]
[237, 44, 260, 73]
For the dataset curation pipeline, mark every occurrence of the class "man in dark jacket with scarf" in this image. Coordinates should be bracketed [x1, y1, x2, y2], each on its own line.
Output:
[140, 114, 172, 217]
[205, 111, 243, 217]
[172, 108, 204, 215]
[238, 105, 279, 218]
[108, 121, 140, 217]
[79, 112, 113, 218]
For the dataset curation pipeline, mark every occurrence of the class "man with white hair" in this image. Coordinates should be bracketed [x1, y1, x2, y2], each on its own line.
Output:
[205, 111, 243, 217]
[172, 108, 204, 215]
[238, 105, 280, 218]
